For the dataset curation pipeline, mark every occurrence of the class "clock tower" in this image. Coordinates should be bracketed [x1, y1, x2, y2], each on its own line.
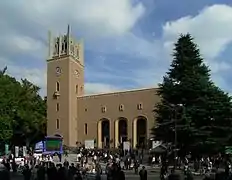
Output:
[46, 25, 84, 147]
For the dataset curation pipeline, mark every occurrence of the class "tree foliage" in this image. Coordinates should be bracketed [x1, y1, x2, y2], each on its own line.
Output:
[0, 67, 46, 146]
[153, 34, 232, 155]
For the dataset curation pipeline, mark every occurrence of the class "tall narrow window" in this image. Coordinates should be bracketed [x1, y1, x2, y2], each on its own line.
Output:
[102, 106, 106, 113]
[56, 103, 60, 111]
[137, 103, 143, 110]
[76, 85, 78, 94]
[84, 123, 88, 135]
[56, 119, 60, 129]
[56, 82, 60, 91]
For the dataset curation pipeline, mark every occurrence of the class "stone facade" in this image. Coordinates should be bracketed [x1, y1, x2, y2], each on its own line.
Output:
[46, 26, 160, 148]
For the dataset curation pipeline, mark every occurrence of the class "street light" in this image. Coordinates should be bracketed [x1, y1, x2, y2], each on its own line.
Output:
[172, 80, 182, 170]
[170, 103, 183, 170]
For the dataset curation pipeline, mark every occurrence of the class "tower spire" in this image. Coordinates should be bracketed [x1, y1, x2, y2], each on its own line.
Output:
[67, 24, 71, 55]
[48, 30, 52, 59]
[67, 24, 71, 36]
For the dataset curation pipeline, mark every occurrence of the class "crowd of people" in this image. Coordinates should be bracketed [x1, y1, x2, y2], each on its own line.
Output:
[0, 147, 148, 180]
[2, 146, 232, 180]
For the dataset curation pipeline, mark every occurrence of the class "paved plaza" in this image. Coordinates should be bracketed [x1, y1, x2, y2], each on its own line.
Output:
[11, 170, 204, 180]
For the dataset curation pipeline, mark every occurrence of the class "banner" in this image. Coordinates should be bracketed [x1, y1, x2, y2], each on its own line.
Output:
[15, 146, 19, 157]
[84, 140, 95, 149]
[35, 141, 44, 152]
[5, 144, 9, 155]
[123, 141, 130, 151]
[22, 146, 27, 157]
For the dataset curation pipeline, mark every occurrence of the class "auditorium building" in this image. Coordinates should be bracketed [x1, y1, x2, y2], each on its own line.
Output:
[46, 26, 160, 148]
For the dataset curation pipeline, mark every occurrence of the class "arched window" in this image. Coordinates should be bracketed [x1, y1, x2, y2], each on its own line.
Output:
[56, 82, 60, 91]
[56, 119, 60, 129]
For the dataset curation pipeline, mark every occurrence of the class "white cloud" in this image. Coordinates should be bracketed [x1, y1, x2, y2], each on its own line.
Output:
[161, 4, 232, 92]
[162, 4, 232, 60]
[207, 61, 231, 73]
[9, 35, 43, 53]
[0, 0, 147, 58]
[1, 2, 232, 95]
[0, 57, 47, 95]
[0, 0, 145, 37]
[0, 0, 148, 94]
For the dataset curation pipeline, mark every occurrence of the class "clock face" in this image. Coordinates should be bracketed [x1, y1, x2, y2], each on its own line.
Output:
[56, 67, 61, 75]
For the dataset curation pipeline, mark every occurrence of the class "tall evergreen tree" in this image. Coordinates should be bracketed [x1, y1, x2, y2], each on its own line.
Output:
[153, 34, 232, 154]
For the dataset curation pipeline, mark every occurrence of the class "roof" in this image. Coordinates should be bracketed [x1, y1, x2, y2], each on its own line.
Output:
[45, 135, 63, 139]
[78, 87, 158, 99]
[150, 144, 167, 153]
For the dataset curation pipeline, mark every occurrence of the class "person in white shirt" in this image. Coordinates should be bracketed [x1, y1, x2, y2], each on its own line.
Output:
[93, 155, 97, 162]
[77, 153, 81, 162]
[20, 159, 24, 166]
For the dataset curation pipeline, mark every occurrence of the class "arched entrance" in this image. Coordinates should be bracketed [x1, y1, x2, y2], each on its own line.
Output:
[133, 116, 147, 148]
[97, 119, 110, 148]
[118, 118, 128, 143]
[114, 117, 128, 147]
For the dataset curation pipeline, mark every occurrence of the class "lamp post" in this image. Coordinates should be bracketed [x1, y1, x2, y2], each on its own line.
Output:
[172, 103, 183, 170]
[174, 107, 177, 170]
[172, 80, 182, 171]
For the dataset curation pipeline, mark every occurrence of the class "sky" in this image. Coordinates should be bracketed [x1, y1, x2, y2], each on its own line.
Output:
[0, 0, 232, 96]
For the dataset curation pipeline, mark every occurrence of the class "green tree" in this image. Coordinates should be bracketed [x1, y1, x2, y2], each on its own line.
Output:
[202, 85, 232, 152]
[0, 67, 21, 143]
[13, 79, 46, 146]
[153, 34, 232, 154]
[0, 67, 46, 146]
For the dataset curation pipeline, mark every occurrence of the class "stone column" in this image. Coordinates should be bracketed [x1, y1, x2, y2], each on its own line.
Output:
[127, 119, 132, 143]
[110, 120, 114, 148]
[97, 121, 102, 148]
[133, 119, 137, 148]
[114, 120, 119, 148]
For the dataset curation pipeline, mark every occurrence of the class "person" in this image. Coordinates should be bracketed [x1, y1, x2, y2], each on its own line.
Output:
[95, 171, 101, 180]
[22, 164, 32, 180]
[37, 164, 46, 180]
[31, 165, 39, 180]
[134, 160, 139, 174]
[47, 163, 57, 180]
[75, 170, 83, 180]
[12, 159, 17, 173]
[168, 169, 181, 180]
[139, 166, 147, 180]
[185, 169, 194, 180]
[160, 164, 168, 180]
[118, 166, 125, 180]
[0, 163, 10, 180]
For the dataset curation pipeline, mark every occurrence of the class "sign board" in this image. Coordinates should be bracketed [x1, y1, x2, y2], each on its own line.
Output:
[5, 144, 9, 155]
[23, 146, 27, 157]
[123, 141, 130, 151]
[15, 146, 19, 157]
[44, 136, 63, 154]
[84, 140, 95, 149]
[34, 141, 44, 152]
